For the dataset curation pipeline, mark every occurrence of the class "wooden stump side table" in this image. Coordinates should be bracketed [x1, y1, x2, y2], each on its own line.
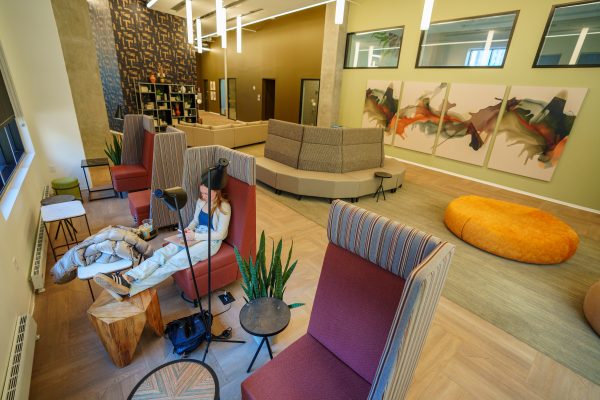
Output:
[87, 288, 163, 367]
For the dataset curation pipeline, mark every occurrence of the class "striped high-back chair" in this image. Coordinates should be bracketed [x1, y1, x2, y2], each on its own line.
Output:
[149, 127, 187, 228]
[120, 114, 155, 165]
[173, 145, 256, 299]
[242, 200, 455, 400]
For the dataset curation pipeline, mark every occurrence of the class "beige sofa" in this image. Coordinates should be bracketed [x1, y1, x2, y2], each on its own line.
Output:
[256, 120, 406, 201]
[175, 120, 268, 148]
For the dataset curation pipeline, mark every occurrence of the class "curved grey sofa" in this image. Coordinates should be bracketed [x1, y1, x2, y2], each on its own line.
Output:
[256, 120, 405, 201]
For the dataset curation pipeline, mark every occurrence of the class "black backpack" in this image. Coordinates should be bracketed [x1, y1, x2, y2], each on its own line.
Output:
[164, 313, 207, 356]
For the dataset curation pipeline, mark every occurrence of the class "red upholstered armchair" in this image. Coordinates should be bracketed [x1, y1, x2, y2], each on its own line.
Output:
[173, 146, 256, 298]
[242, 200, 455, 400]
[111, 115, 156, 194]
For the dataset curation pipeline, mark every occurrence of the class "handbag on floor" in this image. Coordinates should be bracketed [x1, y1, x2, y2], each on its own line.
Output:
[164, 312, 207, 356]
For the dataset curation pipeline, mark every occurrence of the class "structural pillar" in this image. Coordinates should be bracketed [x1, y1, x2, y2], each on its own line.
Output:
[317, 2, 348, 128]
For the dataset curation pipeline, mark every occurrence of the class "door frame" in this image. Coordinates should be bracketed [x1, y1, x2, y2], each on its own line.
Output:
[261, 78, 275, 121]
[298, 78, 320, 125]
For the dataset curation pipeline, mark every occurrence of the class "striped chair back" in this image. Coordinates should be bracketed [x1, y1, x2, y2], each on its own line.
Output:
[327, 200, 455, 400]
[121, 114, 155, 165]
[149, 127, 187, 228]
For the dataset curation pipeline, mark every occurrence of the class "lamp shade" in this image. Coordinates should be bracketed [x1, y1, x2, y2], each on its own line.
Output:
[201, 158, 229, 190]
[114, 104, 125, 120]
[154, 187, 188, 211]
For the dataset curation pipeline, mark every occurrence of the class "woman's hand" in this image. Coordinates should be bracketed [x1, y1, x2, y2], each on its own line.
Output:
[184, 229, 195, 241]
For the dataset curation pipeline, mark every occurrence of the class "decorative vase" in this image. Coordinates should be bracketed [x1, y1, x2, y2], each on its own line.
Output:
[149, 73, 156, 83]
[174, 103, 181, 116]
[159, 75, 165, 83]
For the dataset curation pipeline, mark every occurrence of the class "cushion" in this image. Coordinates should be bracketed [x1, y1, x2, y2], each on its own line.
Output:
[308, 243, 405, 383]
[267, 119, 304, 141]
[110, 164, 147, 180]
[128, 189, 150, 223]
[444, 195, 579, 264]
[342, 128, 384, 172]
[343, 128, 383, 145]
[241, 334, 371, 400]
[264, 134, 302, 168]
[51, 176, 79, 190]
[211, 124, 233, 130]
[303, 126, 343, 145]
[298, 142, 342, 173]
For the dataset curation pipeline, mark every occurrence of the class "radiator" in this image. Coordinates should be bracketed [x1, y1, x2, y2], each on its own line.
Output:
[1, 315, 37, 400]
[30, 185, 50, 293]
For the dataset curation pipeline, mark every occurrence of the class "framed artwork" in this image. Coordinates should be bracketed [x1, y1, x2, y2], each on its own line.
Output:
[210, 91, 216, 101]
[362, 80, 401, 145]
[394, 81, 447, 154]
[487, 85, 588, 181]
[210, 81, 216, 90]
[435, 83, 507, 166]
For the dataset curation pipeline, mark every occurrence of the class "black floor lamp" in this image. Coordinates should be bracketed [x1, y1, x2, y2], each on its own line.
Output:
[154, 157, 244, 362]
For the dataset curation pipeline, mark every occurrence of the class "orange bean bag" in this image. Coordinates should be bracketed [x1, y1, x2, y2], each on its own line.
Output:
[444, 195, 579, 264]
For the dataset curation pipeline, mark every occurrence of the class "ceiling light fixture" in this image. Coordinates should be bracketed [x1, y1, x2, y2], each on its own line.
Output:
[216, 0, 224, 36]
[420, 0, 435, 30]
[202, 0, 335, 39]
[221, 8, 227, 48]
[335, 0, 345, 24]
[186, 0, 193, 44]
[569, 27, 589, 65]
[196, 18, 202, 53]
[147, 0, 159, 8]
[236, 15, 242, 53]
[482, 30, 494, 63]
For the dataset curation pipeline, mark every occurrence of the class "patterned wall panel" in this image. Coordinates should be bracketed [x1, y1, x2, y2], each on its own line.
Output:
[88, 0, 125, 131]
[108, 0, 197, 115]
[88, 0, 197, 130]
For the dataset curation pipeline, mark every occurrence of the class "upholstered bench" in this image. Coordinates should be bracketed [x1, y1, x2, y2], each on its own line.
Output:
[444, 195, 579, 264]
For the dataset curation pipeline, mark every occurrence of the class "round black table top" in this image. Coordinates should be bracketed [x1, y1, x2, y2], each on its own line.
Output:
[239, 297, 291, 337]
[128, 359, 219, 400]
[41, 194, 76, 206]
[374, 171, 393, 178]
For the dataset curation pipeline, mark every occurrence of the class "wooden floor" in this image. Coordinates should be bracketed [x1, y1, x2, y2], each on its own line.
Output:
[29, 180, 600, 399]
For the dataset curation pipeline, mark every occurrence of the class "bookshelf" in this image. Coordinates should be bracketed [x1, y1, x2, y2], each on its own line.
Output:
[135, 82, 197, 132]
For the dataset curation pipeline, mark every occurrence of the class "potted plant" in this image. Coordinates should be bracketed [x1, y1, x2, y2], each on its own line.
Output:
[104, 132, 122, 165]
[235, 231, 303, 343]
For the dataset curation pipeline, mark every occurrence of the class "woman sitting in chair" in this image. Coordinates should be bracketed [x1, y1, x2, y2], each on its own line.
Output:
[93, 184, 230, 300]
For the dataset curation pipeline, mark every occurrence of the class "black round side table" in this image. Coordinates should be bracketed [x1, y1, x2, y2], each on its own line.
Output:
[374, 171, 393, 202]
[239, 297, 291, 373]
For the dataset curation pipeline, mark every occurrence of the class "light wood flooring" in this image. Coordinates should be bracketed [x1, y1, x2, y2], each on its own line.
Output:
[30, 175, 600, 399]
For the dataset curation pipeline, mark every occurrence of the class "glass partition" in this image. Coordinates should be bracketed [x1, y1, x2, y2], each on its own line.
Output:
[344, 27, 403, 68]
[416, 12, 518, 68]
[534, 1, 600, 67]
[299, 79, 320, 126]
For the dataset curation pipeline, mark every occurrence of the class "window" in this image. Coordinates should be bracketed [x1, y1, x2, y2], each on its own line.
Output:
[0, 69, 25, 197]
[534, 1, 600, 67]
[344, 27, 404, 69]
[416, 12, 518, 68]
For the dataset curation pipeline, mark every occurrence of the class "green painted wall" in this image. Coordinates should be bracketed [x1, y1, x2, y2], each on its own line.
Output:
[339, 0, 600, 211]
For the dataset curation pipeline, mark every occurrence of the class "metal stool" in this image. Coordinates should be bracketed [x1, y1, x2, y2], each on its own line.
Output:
[373, 171, 393, 202]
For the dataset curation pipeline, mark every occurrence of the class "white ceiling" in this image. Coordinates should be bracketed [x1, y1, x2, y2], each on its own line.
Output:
[148, 0, 332, 38]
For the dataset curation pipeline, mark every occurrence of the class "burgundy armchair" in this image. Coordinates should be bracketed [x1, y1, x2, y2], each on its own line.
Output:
[241, 200, 455, 400]
[173, 146, 256, 298]
[111, 115, 156, 194]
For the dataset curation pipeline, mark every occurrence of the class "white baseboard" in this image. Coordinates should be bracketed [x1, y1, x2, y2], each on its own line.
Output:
[391, 157, 600, 215]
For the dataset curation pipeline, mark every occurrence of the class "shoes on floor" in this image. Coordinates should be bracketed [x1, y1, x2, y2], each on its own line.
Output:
[93, 272, 131, 295]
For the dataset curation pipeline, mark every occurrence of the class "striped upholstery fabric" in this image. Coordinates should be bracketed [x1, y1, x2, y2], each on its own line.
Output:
[180, 146, 256, 225]
[326, 200, 455, 400]
[121, 115, 155, 165]
[327, 200, 443, 279]
[149, 128, 187, 228]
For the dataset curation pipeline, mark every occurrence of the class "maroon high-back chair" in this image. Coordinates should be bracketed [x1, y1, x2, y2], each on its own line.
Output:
[173, 146, 256, 298]
[111, 115, 156, 194]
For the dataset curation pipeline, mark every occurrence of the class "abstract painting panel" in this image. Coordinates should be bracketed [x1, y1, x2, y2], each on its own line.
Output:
[362, 80, 401, 145]
[487, 86, 587, 181]
[394, 82, 447, 154]
[435, 83, 506, 166]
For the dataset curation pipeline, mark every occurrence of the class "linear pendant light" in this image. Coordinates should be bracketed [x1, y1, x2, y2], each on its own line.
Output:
[186, 0, 193, 44]
[216, 0, 223, 36]
[236, 15, 242, 53]
[335, 0, 345, 24]
[569, 27, 589, 65]
[221, 7, 227, 48]
[196, 18, 202, 53]
[147, 0, 158, 8]
[420, 0, 435, 30]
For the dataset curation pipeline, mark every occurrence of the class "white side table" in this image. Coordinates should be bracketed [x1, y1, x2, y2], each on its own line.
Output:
[41, 200, 92, 260]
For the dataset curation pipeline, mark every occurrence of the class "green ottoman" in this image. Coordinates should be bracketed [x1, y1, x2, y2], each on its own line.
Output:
[52, 177, 82, 200]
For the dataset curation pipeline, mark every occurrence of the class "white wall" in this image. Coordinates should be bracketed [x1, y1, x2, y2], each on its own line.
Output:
[0, 0, 85, 375]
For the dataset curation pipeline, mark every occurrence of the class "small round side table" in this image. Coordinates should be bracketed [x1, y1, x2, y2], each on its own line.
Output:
[374, 171, 393, 202]
[240, 297, 291, 373]
[128, 359, 219, 399]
